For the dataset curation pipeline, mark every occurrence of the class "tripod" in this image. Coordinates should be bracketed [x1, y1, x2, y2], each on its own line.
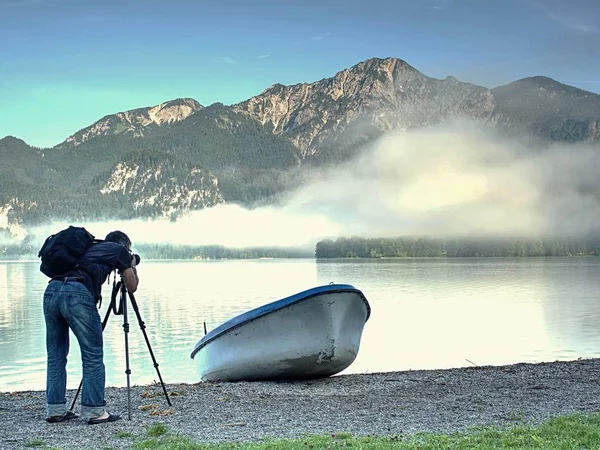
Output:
[70, 276, 171, 419]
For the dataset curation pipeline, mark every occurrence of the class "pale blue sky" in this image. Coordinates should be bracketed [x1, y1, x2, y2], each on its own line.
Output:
[1, 0, 599, 148]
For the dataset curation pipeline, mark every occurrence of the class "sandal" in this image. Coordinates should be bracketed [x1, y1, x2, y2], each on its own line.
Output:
[46, 411, 78, 423]
[87, 412, 121, 425]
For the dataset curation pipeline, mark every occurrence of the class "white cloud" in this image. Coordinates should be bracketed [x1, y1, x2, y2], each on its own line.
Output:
[311, 32, 332, 41]
[547, 12, 599, 34]
[528, 0, 599, 35]
[216, 57, 238, 65]
[432, 0, 453, 10]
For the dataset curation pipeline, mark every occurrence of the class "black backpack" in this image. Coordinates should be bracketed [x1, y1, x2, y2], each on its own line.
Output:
[38, 226, 96, 278]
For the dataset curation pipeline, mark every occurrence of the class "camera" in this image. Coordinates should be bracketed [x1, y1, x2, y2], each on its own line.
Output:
[132, 253, 141, 266]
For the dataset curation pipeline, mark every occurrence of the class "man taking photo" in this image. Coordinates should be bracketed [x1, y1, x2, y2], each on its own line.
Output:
[43, 230, 139, 425]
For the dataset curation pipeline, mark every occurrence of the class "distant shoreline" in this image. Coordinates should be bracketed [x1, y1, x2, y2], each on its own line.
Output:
[1, 255, 598, 263]
[3, 234, 599, 261]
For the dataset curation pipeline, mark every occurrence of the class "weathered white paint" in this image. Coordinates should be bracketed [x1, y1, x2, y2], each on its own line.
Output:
[192, 289, 370, 382]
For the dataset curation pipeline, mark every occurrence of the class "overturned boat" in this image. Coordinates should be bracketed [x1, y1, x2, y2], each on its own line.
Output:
[190, 283, 371, 382]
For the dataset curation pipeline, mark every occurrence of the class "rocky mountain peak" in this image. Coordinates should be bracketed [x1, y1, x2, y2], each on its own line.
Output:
[57, 98, 203, 148]
[350, 56, 417, 74]
[148, 98, 203, 125]
[235, 56, 494, 159]
[162, 98, 202, 108]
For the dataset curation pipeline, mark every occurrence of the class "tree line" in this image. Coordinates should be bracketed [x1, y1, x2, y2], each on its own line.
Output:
[315, 236, 600, 258]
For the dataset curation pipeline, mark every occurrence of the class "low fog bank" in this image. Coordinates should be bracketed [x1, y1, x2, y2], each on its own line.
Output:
[281, 122, 600, 241]
[2, 122, 599, 255]
[13, 205, 335, 253]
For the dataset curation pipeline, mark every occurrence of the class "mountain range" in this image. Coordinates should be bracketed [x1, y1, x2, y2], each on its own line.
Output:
[1, 57, 599, 233]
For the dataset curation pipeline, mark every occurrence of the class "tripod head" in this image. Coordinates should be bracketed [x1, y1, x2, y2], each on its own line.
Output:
[109, 251, 139, 298]
[110, 272, 132, 315]
[110, 277, 124, 315]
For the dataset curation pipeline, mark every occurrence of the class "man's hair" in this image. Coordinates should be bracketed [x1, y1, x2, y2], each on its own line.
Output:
[105, 231, 131, 249]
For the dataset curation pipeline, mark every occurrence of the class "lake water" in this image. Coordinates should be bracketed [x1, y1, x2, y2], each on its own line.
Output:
[1, 257, 599, 392]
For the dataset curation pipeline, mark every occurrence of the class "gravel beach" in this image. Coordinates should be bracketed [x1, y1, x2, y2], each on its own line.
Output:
[2, 358, 600, 450]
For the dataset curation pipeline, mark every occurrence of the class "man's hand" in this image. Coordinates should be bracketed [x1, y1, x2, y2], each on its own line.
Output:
[122, 251, 139, 293]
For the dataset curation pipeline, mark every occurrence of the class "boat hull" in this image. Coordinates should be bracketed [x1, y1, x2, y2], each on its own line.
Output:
[191, 285, 370, 382]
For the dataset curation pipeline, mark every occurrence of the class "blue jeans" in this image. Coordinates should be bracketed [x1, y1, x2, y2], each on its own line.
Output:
[43, 278, 106, 419]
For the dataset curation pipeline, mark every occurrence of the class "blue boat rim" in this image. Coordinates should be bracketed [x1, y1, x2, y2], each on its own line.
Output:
[190, 284, 371, 359]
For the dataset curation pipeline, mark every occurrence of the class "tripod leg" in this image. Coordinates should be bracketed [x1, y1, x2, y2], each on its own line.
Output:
[121, 285, 132, 420]
[70, 303, 113, 412]
[128, 291, 172, 407]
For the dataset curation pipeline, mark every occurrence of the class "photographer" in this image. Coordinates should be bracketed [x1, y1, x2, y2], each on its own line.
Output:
[43, 230, 139, 425]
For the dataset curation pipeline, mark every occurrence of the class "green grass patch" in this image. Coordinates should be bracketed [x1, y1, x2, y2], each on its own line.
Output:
[23, 440, 47, 448]
[147, 423, 168, 437]
[115, 431, 134, 438]
[132, 412, 600, 450]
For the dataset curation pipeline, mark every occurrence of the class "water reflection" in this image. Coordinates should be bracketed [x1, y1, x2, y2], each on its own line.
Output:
[0, 261, 49, 389]
[315, 258, 555, 373]
[0, 264, 7, 328]
[0, 258, 599, 391]
[538, 259, 600, 360]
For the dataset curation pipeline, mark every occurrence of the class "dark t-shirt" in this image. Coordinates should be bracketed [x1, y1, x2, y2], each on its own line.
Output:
[67, 241, 133, 300]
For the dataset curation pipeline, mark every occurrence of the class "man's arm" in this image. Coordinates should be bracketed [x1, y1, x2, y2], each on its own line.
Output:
[111, 244, 139, 293]
[122, 257, 139, 293]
